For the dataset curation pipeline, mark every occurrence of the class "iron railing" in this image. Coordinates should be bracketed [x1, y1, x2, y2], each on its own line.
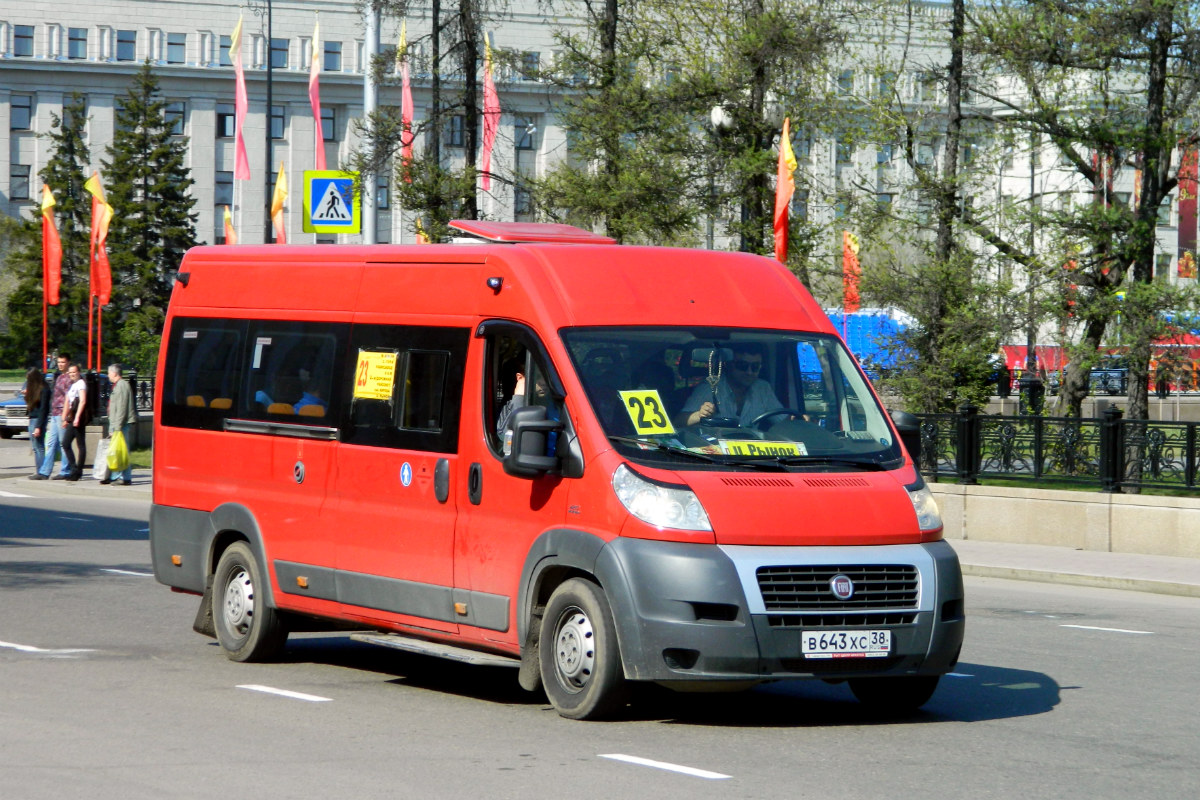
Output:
[913, 406, 1200, 493]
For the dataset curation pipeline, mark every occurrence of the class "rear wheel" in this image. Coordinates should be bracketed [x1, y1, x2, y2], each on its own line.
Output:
[539, 578, 628, 720]
[213, 541, 287, 662]
[849, 675, 940, 714]
[0, 429, 14, 439]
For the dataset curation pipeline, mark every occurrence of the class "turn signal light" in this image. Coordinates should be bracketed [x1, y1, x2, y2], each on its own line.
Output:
[171, 555, 182, 566]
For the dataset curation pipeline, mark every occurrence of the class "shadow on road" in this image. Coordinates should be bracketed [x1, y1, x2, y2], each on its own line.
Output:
[253, 635, 1060, 726]
[0, 504, 148, 544]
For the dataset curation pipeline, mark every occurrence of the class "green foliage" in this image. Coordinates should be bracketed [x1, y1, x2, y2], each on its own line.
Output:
[0, 94, 93, 367]
[101, 61, 198, 371]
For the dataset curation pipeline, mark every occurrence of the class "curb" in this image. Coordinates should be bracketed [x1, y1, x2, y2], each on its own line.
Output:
[961, 564, 1200, 599]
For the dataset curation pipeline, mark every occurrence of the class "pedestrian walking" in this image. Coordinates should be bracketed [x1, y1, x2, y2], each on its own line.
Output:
[101, 364, 137, 486]
[24, 366, 51, 472]
[60, 363, 88, 481]
[32, 353, 72, 480]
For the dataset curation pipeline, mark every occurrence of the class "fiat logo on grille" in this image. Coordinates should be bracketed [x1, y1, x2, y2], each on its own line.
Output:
[830, 574, 855, 600]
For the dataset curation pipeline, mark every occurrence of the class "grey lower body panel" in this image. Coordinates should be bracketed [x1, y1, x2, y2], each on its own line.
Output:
[598, 537, 965, 683]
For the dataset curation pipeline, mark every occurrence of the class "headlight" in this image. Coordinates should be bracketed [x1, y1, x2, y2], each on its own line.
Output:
[612, 464, 712, 532]
[907, 483, 943, 533]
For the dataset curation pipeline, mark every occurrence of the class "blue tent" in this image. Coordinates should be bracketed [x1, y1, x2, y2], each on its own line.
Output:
[823, 309, 911, 375]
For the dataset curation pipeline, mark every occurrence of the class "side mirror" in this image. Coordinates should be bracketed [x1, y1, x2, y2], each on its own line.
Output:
[503, 405, 562, 478]
[889, 408, 920, 463]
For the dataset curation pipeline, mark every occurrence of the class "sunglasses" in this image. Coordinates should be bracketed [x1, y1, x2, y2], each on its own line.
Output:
[732, 359, 762, 373]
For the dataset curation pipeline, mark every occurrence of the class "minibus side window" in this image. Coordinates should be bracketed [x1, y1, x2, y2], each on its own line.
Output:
[241, 322, 345, 423]
[485, 333, 564, 458]
[160, 318, 246, 431]
[344, 324, 469, 454]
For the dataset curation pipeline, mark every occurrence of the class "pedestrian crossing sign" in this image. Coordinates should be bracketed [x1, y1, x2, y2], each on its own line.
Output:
[303, 171, 361, 234]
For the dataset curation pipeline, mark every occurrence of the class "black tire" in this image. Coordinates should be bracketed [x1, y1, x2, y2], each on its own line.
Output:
[539, 578, 629, 720]
[0, 429, 14, 439]
[849, 675, 940, 714]
[212, 541, 287, 662]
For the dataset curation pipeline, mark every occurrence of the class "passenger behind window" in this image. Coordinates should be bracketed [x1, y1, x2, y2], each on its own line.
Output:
[295, 381, 327, 414]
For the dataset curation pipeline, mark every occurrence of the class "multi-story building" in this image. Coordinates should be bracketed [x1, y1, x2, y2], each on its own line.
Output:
[1, 1, 570, 245]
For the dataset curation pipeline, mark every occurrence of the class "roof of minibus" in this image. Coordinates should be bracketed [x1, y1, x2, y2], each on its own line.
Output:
[174, 243, 834, 333]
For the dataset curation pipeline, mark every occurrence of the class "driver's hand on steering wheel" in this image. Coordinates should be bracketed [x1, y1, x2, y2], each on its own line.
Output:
[687, 401, 715, 426]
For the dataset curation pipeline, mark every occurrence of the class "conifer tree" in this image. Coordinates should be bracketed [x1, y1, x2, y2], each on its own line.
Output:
[0, 94, 92, 366]
[102, 61, 198, 371]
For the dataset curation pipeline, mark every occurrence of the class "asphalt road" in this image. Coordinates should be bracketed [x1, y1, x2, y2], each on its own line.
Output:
[2, 484, 1198, 799]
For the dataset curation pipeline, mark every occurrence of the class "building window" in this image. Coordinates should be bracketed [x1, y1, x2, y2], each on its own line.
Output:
[11, 165, 31, 201]
[917, 141, 935, 167]
[219, 35, 233, 66]
[878, 71, 896, 99]
[167, 32, 186, 64]
[69, 28, 88, 60]
[795, 129, 813, 162]
[877, 143, 894, 167]
[117, 30, 137, 61]
[216, 103, 235, 138]
[215, 170, 233, 206]
[515, 118, 536, 151]
[14, 25, 34, 57]
[11, 95, 33, 130]
[837, 69, 854, 96]
[165, 101, 185, 135]
[114, 100, 131, 134]
[377, 174, 390, 208]
[514, 186, 533, 218]
[877, 192, 894, 207]
[270, 105, 285, 139]
[321, 107, 334, 141]
[1158, 197, 1173, 227]
[918, 72, 939, 103]
[836, 135, 854, 165]
[1156, 254, 1174, 281]
[520, 51, 540, 80]
[446, 115, 466, 148]
[270, 38, 288, 69]
[794, 189, 809, 222]
[323, 41, 342, 72]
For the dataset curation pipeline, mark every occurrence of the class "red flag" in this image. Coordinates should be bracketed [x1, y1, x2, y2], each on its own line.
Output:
[398, 22, 415, 177]
[309, 16, 326, 171]
[232, 15, 251, 180]
[842, 231, 861, 313]
[480, 38, 500, 191]
[41, 185, 61, 306]
[84, 171, 113, 305]
[271, 163, 288, 244]
[773, 117, 798, 263]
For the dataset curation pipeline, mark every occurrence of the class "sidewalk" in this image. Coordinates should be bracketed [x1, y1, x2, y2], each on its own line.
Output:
[0, 430, 1196, 598]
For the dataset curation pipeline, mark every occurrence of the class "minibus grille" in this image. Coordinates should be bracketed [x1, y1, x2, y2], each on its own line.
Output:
[756, 564, 919, 611]
[766, 612, 917, 629]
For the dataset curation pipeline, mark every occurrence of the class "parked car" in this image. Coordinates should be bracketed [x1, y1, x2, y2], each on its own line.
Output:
[0, 384, 29, 439]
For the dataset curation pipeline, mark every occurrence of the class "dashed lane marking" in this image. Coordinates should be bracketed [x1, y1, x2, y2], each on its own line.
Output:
[0, 490, 33, 498]
[237, 685, 332, 702]
[101, 568, 154, 577]
[1061, 624, 1154, 635]
[599, 754, 731, 780]
[0, 639, 95, 655]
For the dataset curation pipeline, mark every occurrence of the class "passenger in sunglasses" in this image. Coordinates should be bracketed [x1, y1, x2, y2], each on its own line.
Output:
[679, 343, 788, 428]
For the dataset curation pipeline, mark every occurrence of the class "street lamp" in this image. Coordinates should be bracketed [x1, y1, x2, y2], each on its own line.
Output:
[248, 0, 274, 242]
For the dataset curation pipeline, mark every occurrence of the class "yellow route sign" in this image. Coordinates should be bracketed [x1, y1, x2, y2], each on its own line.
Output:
[618, 389, 675, 435]
[354, 350, 397, 400]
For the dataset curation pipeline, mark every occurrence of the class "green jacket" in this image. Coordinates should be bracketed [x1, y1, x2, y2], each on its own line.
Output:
[108, 378, 138, 428]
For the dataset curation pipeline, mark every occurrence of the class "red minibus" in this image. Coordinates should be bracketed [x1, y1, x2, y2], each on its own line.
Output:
[151, 221, 963, 719]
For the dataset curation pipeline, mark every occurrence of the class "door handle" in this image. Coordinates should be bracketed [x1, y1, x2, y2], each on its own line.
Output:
[435, 458, 450, 504]
[468, 462, 483, 505]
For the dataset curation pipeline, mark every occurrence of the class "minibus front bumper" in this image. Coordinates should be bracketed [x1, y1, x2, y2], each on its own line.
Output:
[595, 537, 965, 684]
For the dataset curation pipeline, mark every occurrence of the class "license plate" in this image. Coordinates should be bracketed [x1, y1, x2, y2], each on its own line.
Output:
[802, 629, 891, 659]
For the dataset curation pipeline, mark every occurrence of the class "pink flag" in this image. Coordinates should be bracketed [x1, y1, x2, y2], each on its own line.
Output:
[399, 22, 414, 175]
[232, 15, 251, 180]
[309, 16, 326, 171]
[480, 38, 500, 191]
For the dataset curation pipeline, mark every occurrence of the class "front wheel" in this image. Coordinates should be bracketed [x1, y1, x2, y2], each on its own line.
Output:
[849, 675, 940, 714]
[539, 578, 629, 720]
[212, 541, 287, 662]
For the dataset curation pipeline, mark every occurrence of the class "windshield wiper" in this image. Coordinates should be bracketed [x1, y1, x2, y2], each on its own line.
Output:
[607, 436, 790, 470]
[772, 455, 885, 471]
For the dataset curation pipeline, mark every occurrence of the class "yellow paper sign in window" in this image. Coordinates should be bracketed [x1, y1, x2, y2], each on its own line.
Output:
[719, 440, 808, 457]
[618, 389, 675, 435]
[354, 350, 398, 400]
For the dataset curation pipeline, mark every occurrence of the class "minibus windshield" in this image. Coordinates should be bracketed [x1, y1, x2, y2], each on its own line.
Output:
[562, 327, 903, 470]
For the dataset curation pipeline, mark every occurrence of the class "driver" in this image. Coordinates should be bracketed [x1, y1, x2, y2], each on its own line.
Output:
[678, 343, 787, 427]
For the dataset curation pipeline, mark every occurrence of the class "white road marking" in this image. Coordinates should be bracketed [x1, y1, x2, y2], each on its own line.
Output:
[1061, 624, 1154, 635]
[599, 754, 731, 780]
[947, 672, 974, 678]
[0, 639, 95, 655]
[0, 490, 32, 498]
[59, 516, 90, 523]
[237, 684, 332, 703]
[101, 568, 154, 577]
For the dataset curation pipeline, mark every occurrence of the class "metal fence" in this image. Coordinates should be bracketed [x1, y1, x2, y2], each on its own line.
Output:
[92, 373, 156, 414]
[913, 406, 1200, 493]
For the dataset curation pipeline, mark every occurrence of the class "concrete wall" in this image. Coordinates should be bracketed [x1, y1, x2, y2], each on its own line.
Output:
[931, 483, 1200, 560]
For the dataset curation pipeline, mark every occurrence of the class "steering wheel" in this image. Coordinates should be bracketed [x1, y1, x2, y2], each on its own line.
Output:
[747, 408, 804, 431]
[699, 415, 741, 428]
